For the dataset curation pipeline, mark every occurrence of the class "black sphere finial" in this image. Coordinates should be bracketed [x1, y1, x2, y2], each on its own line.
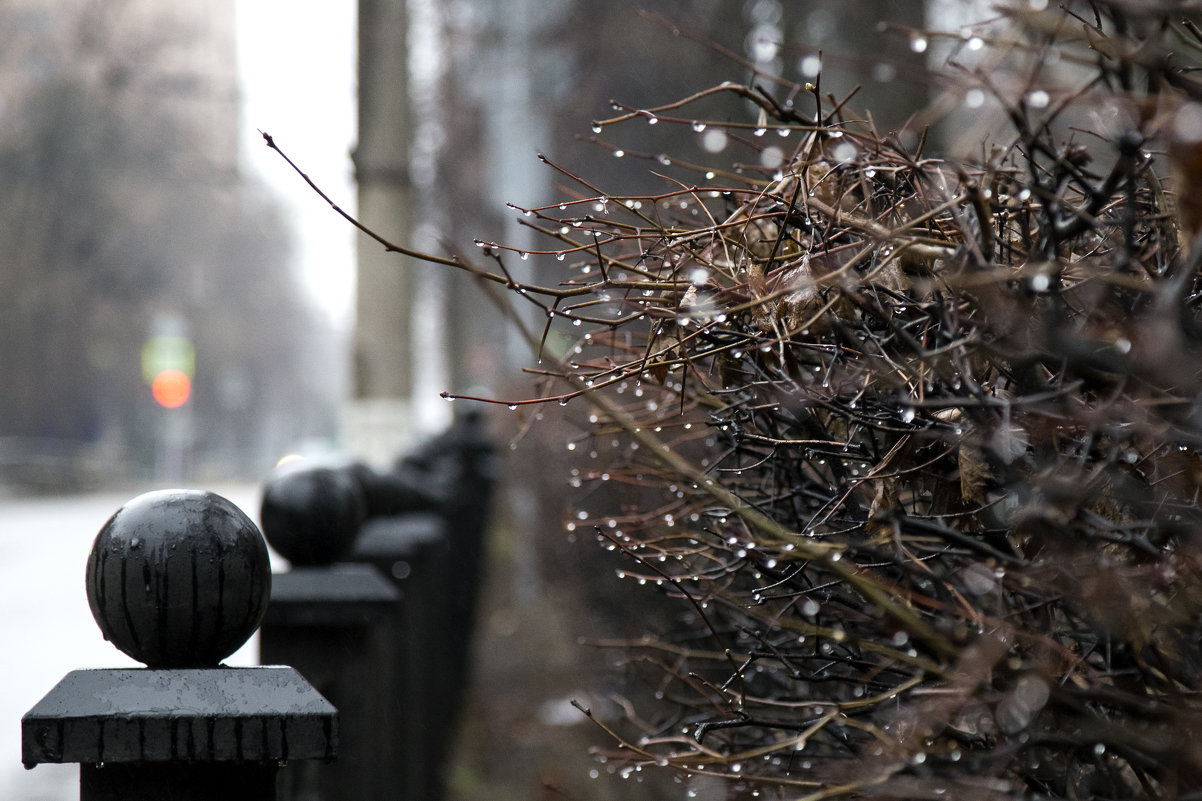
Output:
[84, 489, 271, 668]
[260, 465, 366, 566]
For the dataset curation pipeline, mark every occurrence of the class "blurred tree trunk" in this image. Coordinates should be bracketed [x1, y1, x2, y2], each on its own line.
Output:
[351, 0, 419, 460]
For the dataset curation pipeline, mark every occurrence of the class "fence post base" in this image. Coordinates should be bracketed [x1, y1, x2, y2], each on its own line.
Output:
[81, 762, 278, 801]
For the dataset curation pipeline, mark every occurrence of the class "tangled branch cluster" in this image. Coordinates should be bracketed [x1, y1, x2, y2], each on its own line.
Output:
[268, 2, 1202, 798]
[467, 4, 1202, 799]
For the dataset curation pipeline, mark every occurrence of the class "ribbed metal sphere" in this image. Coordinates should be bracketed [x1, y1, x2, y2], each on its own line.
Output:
[260, 465, 366, 566]
[85, 489, 271, 668]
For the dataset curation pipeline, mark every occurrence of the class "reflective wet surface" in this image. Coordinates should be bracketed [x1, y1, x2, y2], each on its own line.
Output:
[0, 484, 264, 800]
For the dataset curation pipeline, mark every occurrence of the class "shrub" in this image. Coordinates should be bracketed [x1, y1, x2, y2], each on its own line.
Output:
[277, 2, 1202, 797]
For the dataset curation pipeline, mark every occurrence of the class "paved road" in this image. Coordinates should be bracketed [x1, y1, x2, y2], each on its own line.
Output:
[0, 483, 269, 800]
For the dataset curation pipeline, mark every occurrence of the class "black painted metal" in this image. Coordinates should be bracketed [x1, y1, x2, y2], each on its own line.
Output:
[253, 409, 495, 801]
[22, 489, 339, 801]
[260, 566, 399, 801]
[85, 489, 271, 668]
[22, 667, 336, 766]
[349, 409, 496, 801]
[80, 762, 277, 801]
[350, 513, 447, 801]
[260, 467, 367, 566]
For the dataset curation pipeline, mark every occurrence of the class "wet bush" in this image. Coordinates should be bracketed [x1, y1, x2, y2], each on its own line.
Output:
[276, 1, 1202, 797]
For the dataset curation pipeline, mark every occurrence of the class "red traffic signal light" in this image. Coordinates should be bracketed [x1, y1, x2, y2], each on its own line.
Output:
[151, 368, 192, 408]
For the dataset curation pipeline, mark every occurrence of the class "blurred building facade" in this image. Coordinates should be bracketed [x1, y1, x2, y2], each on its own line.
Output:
[0, 0, 338, 491]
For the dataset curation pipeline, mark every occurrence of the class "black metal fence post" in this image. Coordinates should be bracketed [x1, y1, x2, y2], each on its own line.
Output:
[252, 410, 495, 801]
[349, 408, 496, 801]
[258, 465, 403, 801]
[20, 489, 338, 801]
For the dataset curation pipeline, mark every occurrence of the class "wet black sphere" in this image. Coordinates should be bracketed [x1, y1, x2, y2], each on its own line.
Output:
[85, 489, 271, 668]
[259, 465, 366, 566]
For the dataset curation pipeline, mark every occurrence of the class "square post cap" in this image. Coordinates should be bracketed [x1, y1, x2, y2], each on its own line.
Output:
[22, 666, 337, 768]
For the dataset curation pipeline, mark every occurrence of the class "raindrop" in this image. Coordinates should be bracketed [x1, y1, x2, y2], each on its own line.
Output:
[692, 121, 706, 132]
[910, 34, 928, 53]
[613, 149, 625, 158]
[832, 141, 857, 163]
[760, 146, 785, 169]
[507, 404, 517, 411]
[556, 253, 566, 261]
[1027, 89, 1050, 108]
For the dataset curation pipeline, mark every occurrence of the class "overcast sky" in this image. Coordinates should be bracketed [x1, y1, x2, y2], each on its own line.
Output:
[234, 2, 358, 328]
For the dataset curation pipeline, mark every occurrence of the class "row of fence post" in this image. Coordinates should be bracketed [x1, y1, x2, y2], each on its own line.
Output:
[22, 410, 495, 801]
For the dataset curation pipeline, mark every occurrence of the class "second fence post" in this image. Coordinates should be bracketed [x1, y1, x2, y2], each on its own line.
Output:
[258, 464, 403, 801]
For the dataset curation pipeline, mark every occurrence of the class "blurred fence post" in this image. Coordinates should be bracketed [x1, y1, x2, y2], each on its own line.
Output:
[349, 408, 496, 801]
[20, 489, 338, 801]
[258, 465, 403, 801]
[255, 409, 495, 801]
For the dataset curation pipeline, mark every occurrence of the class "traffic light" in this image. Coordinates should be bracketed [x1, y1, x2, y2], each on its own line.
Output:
[151, 368, 192, 409]
[142, 333, 195, 409]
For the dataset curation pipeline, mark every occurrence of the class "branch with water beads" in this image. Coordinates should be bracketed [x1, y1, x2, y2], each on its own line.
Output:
[590, 81, 810, 131]
[579, 381, 958, 661]
[260, 130, 462, 271]
[262, 131, 626, 302]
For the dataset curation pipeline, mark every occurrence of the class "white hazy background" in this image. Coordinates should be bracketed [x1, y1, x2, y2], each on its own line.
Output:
[234, 1, 358, 329]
